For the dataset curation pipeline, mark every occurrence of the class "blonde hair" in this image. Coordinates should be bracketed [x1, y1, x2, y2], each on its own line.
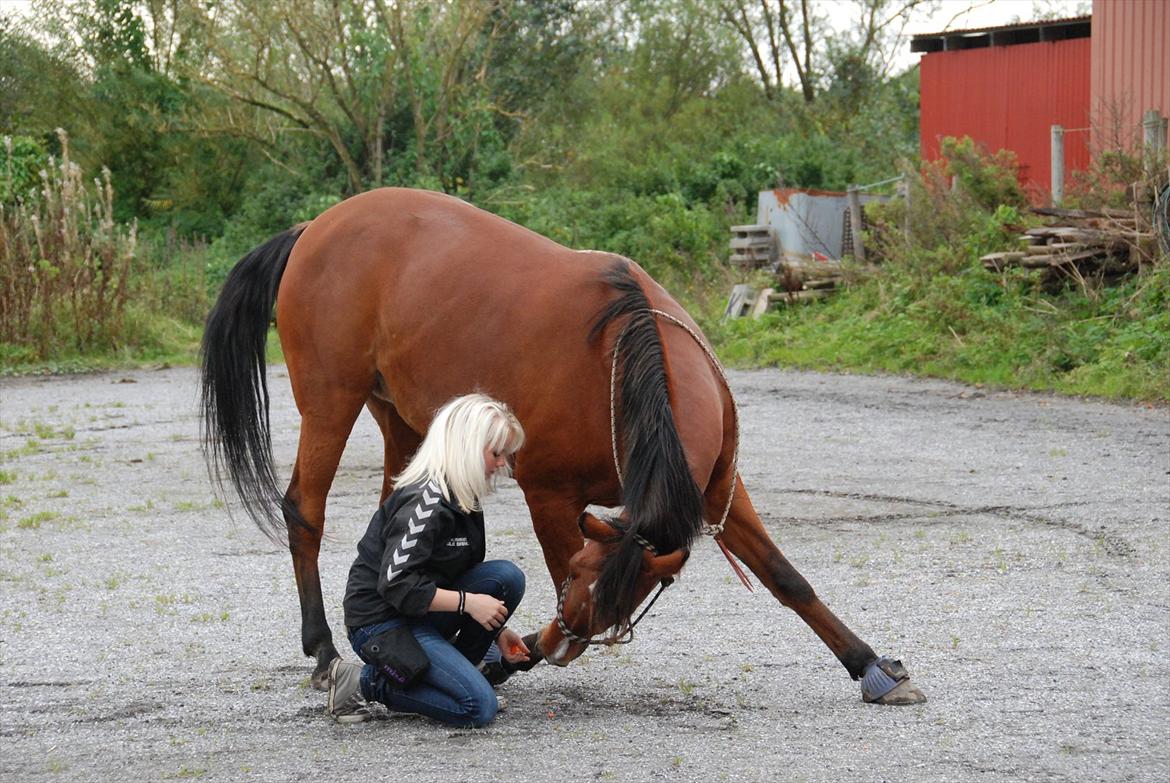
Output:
[394, 393, 525, 512]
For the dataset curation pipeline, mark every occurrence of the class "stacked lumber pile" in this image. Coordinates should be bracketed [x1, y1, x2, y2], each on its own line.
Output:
[737, 257, 847, 318]
[980, 207, 1155, 275]
[725, 224, 851, 318]
[728, 225, 773, 270]
[771, 255, 845, 298]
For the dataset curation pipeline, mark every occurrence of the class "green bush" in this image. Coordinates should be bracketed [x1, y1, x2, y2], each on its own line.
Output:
[1, 136, 47, 203]
[939, 136, 1026, 211]
[488, 186, 727, 289]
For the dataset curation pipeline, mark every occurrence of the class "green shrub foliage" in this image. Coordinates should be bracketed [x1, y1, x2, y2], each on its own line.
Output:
[0, 130, 136, 358]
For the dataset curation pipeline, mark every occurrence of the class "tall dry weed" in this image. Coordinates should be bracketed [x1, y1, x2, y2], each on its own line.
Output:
[0, 129, 137, 359]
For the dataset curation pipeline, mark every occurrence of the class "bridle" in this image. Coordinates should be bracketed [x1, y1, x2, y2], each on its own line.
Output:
[553, 516, 674, 647]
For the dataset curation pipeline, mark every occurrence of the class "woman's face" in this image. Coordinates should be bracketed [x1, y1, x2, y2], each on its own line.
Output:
[483, 445, 508, 479]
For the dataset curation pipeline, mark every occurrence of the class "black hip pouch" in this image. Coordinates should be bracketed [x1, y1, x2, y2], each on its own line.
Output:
[360, 626, 431, 688]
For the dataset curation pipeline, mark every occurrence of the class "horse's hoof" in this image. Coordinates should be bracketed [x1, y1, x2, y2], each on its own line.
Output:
[868, 677, 927, 705]
[310, 661, 334, 692]
[860, 656, 926, 705]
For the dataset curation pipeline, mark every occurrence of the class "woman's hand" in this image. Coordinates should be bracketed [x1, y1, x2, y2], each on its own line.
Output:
[464, 592, 508, 631]
[497, 627, 531, 664]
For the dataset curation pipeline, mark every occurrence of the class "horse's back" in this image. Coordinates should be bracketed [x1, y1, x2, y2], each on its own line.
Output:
[276, 190, 620, 446]
[280, 188, 614, 326]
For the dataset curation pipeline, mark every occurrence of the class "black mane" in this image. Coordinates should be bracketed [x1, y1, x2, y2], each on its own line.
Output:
[589, 261, 704, 631]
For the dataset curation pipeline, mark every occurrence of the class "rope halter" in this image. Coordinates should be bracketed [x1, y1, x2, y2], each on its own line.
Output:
[553, 517, 673, 647]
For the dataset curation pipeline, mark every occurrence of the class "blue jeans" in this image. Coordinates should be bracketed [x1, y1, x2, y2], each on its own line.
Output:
[347, 559, 525, 727]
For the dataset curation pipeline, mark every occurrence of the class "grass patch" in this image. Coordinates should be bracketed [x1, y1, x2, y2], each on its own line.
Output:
[18, 510, 59, 529]
[718, 262, 1169, 402]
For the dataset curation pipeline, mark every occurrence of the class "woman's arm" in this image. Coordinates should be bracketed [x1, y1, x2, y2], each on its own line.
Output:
[430, 587, 508, 630]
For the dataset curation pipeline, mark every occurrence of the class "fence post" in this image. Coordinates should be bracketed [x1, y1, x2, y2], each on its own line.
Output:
[847, 186, 866, 265]
[898, 178, 911, 240]
[1143, 109, 1168, 178]
[1050, 124, 1064, 206]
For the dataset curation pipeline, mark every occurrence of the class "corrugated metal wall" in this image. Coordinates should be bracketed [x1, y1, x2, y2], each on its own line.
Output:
[919, 37, 1092, 194]
[1091, 0, 1170, 151]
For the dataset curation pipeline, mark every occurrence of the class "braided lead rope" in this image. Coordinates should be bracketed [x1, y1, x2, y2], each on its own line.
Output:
[609, 321, 631, 489]
[555, 575, 593, 645]
[606, 309, 741, 537]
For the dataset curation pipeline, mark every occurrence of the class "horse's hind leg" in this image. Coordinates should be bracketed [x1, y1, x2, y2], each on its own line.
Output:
[718, 475, 925, 704]
[284, 392, 368, 690]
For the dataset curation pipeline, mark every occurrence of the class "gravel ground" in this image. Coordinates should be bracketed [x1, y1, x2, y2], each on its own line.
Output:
[1, 366, 1167, 783]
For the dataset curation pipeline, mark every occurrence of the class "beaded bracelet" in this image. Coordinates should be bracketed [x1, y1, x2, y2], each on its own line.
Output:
[457, 590, 466, 615]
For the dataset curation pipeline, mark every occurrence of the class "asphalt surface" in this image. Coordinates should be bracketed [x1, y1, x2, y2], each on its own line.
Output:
[1, 366, 1167, 782]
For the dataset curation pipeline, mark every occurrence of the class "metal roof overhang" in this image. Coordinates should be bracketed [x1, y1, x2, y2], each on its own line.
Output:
[911, 16, 1090, 53]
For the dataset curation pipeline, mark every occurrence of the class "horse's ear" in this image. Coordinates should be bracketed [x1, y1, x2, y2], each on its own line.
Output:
[578, 512, 618, 542]
[643, 547, 689, 579]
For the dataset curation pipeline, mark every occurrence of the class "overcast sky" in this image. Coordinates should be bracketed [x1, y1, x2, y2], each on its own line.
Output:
[0, 0, 1092, 28]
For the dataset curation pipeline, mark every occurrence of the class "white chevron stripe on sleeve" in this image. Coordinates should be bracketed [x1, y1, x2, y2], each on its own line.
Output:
[385, 486, 442, 583]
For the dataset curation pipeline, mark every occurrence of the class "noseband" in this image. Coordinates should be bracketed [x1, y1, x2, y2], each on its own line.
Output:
[554, 518, 676, 647]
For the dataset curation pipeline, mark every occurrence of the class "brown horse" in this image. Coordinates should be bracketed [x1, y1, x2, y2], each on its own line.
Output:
[200, 187, 924, 705]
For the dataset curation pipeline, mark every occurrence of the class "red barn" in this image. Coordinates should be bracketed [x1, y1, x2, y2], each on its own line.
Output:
[913, 16, 1092, 197]
[913, 0, 1170, 200]
[1090, 0, 1170, 153]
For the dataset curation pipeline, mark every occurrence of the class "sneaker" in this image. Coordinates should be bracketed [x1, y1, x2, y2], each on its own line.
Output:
[326, 658, 372, 724]
[495, 695, 508, 712]
[478, 641, 516, 687]
[478, 659, 515, 687]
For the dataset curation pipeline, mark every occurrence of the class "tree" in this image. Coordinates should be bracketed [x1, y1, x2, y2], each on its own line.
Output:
[183, 0, 522, 194]
[716, 0, 938, 103]
[0, 16, 87, 140]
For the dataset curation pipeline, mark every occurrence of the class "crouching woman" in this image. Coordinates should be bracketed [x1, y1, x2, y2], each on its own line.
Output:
[327, 393, 531, 726]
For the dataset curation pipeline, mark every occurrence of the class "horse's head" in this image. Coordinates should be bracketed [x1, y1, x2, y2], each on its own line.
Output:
[537, 511, 689, 666]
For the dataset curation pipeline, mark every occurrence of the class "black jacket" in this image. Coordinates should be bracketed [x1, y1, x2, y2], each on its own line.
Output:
[343, 480, 486, 629]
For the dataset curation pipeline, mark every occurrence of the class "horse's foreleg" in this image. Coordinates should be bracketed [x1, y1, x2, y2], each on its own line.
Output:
[285, 403, 364, 690]
[515, 489, 587, 667]
[365, 397, 422, 504]
[718, 476, 925, 703]
[522, 490, 587, 588]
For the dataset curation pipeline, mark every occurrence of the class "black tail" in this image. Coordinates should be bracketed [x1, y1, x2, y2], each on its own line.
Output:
[200, 226, 305, 542]
[589, 261, 705, 632]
